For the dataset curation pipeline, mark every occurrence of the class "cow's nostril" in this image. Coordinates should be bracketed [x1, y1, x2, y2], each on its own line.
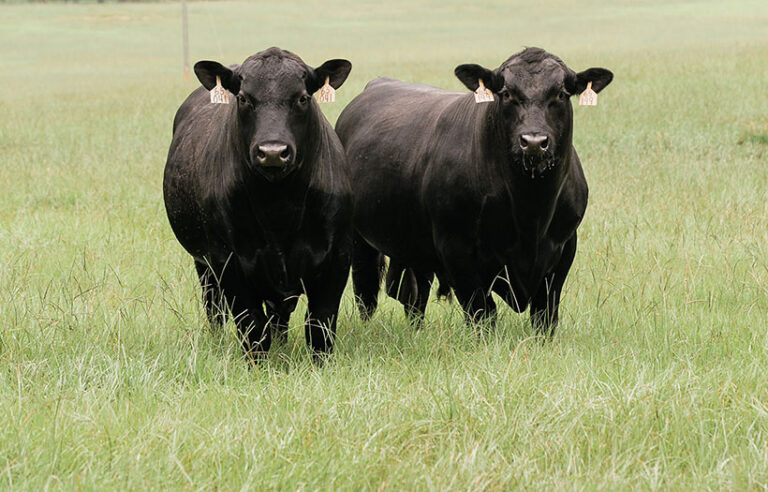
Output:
[280, 148, 292, 161]
[520, 134, 548, 154]
[256, 149, 266, 160]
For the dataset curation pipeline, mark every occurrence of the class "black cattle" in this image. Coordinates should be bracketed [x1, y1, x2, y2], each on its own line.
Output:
[336, 47, 612, 336]
[163, 47, 353, 358]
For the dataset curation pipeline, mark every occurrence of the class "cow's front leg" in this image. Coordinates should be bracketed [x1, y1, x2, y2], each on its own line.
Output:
[218, 268, 271, 359]
[304, 255, 351, 358]
[195, 259, 227, 328]
[229, 295, 270, 360]
[234, 305, 270, 360]
[453, 286, 497, 329]
[265, 296, 299, 344]
[352, 231, 385, 320]
[436, 234, 497, 330]
[530, 234, 577, 338]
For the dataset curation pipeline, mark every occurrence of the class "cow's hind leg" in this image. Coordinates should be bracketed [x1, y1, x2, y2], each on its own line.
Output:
[265, 296, 299, 343]
[385, 261, 433, 325]
[405, 270, 433, 323]
[195, 260, 227, 328]
[352, 232, 384, 320]
[530, 234, 577, 338]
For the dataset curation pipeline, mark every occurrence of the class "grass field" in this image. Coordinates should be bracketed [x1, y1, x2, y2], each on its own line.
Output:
[1, 0, 768, 488]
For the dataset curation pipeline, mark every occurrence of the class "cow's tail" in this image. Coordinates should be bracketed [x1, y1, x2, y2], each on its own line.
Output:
[351, 232, 385, 320]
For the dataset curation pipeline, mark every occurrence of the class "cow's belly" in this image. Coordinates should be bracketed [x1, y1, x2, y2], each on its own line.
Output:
[351, 165, 438, 269]
[356, 212, 436, 268]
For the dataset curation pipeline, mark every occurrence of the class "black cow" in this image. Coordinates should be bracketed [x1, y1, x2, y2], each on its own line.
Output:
[163, 47, 353, 358]
[336, 47, 612, 336]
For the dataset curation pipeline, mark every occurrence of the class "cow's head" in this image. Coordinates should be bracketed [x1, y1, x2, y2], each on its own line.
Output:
[194, 47, 351, 182]
[455, 48, 612, 178]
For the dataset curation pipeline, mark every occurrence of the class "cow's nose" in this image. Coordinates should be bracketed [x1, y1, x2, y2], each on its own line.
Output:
[256, 142, 293, 167]
[520, 134, 549, 155]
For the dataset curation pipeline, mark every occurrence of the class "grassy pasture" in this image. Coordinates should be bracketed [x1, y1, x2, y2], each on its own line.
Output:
[1, 0, 768, 488]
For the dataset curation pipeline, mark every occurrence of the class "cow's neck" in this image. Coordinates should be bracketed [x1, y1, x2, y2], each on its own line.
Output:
[501, 148, 570, 242]
[511, 173, 564, 238]
[247, 172, 313, 233]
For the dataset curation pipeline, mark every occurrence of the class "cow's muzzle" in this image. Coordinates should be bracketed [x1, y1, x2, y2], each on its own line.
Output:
[519, 134, 549, 156]
[255, 142, 294, 168]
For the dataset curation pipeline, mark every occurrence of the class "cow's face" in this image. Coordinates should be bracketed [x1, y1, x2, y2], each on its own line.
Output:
[194, 48, 351, 182]
[455, 48, 612, 178]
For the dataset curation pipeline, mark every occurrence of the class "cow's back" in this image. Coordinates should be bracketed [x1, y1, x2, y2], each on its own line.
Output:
[336, 78, 463, 166]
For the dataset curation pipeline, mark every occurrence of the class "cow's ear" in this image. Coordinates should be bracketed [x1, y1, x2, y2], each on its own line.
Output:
[194, 61, 241, 94]
[454, 64, 504, 93]
[308, 59, 352, 94]
[570, 67, 613, 94]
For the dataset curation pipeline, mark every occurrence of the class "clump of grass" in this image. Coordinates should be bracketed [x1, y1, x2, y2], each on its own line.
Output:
[738, 117, 768, 145]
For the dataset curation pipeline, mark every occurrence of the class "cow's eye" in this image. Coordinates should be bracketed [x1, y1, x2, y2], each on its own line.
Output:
[558, 90, 569, 101]
[297, 94, 310, 107]
[500, 89, 513, 103]
[237, 93, 253, 109]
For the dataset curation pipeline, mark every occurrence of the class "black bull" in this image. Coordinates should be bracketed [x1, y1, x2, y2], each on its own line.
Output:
[163, 47, 353, 358]
[336, 47, 613, 336]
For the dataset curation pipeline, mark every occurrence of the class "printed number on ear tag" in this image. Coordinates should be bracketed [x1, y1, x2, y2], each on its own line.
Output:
[474, 79, 494, 104]
[316, 76, 335, 103]
[579, 81, 597, 106]
[210, 75, 230, 104]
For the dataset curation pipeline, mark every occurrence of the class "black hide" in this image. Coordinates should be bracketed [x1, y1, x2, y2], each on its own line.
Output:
[164, 47, 353, 358]
[336, 47, 612, 336]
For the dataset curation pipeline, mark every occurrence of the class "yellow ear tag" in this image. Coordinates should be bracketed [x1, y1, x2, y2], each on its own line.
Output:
[316, 76, 335, 103]
[474, 79, 494, 103]
[578, 81, 597, 106]
[210, 75, 230, 104]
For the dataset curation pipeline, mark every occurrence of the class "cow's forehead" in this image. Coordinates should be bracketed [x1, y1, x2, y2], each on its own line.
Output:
[501, 57, 567, 92]
[238, 55, 309, 96]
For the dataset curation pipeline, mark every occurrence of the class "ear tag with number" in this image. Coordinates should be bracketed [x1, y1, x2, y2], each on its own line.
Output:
[474, 79, 494, 103]
[210, 75, 230, 104]
[316, 76, 335, 103]
[578, 81, 597, 106]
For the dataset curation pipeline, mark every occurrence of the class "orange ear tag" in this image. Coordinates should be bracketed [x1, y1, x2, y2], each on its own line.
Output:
[316, 76, 335, 103]
[578, 81, 597, 106]
[474, 79, 494, 103]
[210, 75, 230, 104]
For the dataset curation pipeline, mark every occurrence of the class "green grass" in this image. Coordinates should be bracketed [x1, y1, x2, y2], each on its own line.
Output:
[1, 0, 768, 488]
